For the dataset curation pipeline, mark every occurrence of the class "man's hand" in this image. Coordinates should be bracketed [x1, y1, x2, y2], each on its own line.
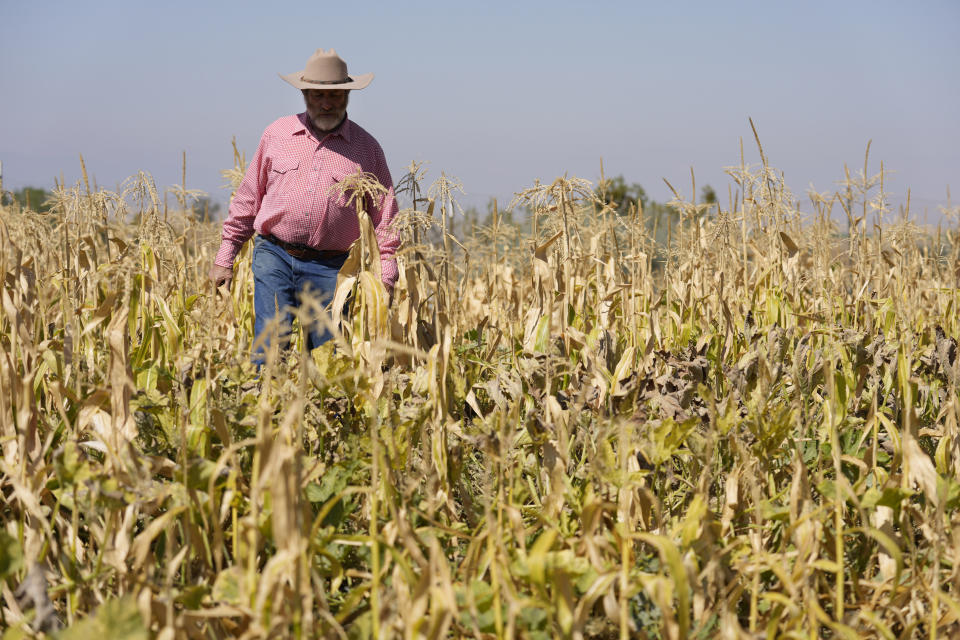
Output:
[209, 264, 233, 291]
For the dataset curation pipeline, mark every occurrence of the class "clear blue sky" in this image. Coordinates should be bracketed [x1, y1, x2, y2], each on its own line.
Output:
[2, 0, 958, 220]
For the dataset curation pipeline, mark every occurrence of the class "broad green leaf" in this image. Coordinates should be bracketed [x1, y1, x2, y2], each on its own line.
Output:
[861, 487, 913, 511]
[54, 596, 147, 640]
[2, 624, 29, 640]
[533, 314, 552, 353]
[651, 416, 698, 465]
[211, 566, 250, 606]
[527, 529, 558, 587]
[678, 494, 707, 548]
[612, 345, 635, 394]
[638, 533, 690, 639]
[175, 584, 209, 610]
[846, 526, 903, 588]
[187, 377, 208, 453]
[0, 530, 23, 579]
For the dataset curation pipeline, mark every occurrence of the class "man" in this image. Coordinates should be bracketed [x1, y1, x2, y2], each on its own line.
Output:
[209, 48, 399, 361]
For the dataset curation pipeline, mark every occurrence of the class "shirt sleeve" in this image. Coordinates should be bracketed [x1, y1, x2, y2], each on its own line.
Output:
[369, 146, 400, 290]
[214, 133, 270, 267]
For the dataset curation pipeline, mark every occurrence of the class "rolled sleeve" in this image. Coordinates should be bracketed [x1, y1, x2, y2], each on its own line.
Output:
[214, 137, 269, 267]
[371, 157, 400, 289]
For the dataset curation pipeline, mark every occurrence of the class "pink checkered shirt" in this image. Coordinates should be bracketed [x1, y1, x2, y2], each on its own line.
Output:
[214, 113, 400, 287]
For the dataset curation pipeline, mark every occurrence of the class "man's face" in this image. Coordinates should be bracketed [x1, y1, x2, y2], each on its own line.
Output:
[303, 89, 349, 132]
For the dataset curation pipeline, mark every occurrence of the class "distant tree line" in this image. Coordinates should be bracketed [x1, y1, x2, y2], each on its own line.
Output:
[1, 184, 221, 221]
[454, 175, 718, 247]
[2, 186, 54, 212]
[596, 174, 717, 217]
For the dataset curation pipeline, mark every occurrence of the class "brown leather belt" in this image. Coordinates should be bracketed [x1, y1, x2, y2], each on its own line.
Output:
[260, 234, 346, 261]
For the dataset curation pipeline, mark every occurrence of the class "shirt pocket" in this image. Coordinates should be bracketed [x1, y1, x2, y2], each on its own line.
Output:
[267, 158, 300, 198]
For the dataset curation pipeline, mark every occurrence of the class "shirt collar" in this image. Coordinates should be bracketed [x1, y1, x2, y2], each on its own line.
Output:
[296, 112, 352, 143]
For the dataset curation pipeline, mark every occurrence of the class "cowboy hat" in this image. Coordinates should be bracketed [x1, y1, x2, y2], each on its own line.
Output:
[279, 48, 373, 90]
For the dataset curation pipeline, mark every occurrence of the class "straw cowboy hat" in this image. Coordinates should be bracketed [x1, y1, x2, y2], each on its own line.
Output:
[279, 49, 373, 90]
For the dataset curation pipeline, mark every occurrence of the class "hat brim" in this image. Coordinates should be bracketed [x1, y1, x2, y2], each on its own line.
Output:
[279, 71, 373, 90]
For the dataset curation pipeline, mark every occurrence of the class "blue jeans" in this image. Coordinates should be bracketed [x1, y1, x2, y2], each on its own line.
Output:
[251, 236, 348, 364]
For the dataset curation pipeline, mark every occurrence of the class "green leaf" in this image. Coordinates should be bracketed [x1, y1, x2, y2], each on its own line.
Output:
[638, 533, 690, 639]
[318, 461, 362, 503]
[861, 487, 914, 511]
[678, 494, 708, 547]
[2, 625, 30, 640]
[651, 416, 698, 465]
[54, 596, 147, 640]
[527, 529, 558, 587]
[612, 346, 636, 393]
[0, 530, 24, 579]
[533, 314, 552, 353]
[758, 500, 790, 523]
[846, 526, 903, 588]
[211, 566, 250, 606]
[175, 584, 209, 610]
[187, 378, 208, 453]
[518, 606, 548, 630]
[456, 581, 498, 632]
[186, 458, 221, 490]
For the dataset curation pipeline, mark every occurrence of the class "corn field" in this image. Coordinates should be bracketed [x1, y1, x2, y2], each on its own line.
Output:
[1, 137, 959, 639]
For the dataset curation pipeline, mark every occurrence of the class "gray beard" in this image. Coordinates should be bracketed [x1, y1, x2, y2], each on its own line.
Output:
[309, 113, 346, 135]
